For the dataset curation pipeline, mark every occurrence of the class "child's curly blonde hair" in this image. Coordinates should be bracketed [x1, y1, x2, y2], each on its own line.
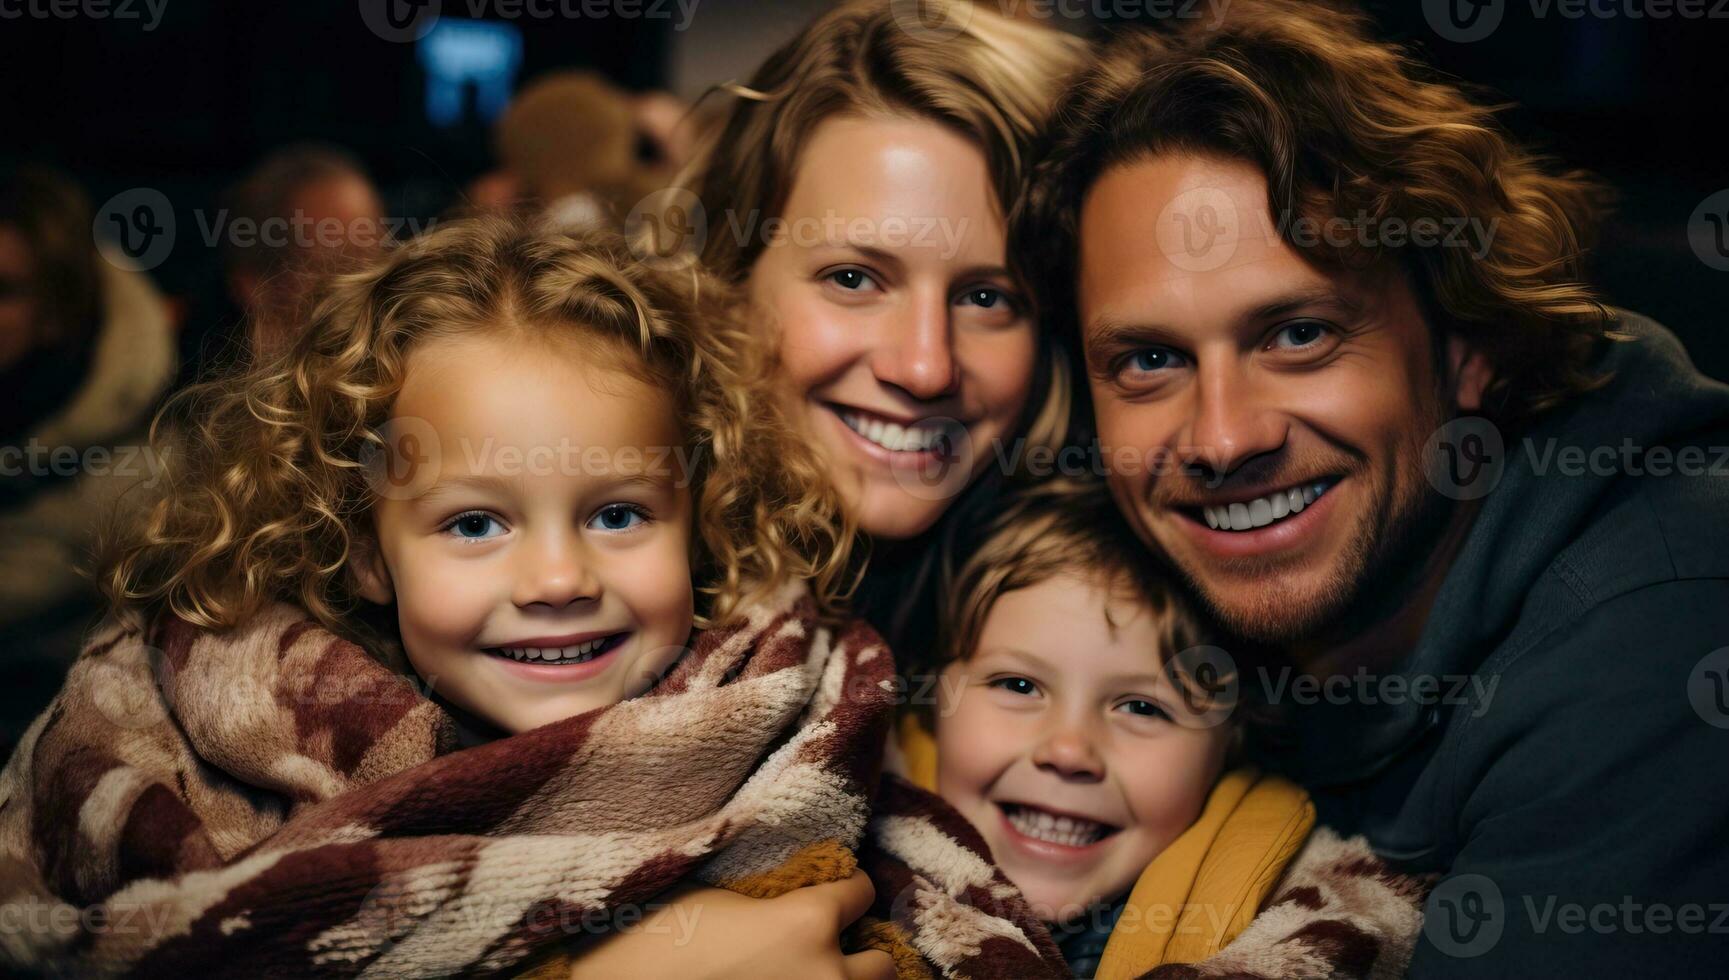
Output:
[100, 216, 856, 652]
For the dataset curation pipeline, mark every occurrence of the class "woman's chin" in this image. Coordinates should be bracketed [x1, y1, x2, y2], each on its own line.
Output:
[849, 486, 949, 541]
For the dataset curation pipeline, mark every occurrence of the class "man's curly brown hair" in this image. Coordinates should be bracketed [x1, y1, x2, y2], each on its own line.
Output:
[100, 217, 855, 655]
[1016, 0, 1617, 432]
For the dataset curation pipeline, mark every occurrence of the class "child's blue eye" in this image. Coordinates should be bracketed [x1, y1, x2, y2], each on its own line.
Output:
[990, 676, 1040, 697]
[443, 511, 503, 540]
[588, 503, 648, 532]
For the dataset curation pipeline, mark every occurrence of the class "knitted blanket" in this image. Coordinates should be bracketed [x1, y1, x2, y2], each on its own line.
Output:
[0, 587, 1424, 979]
[0, 589, 929, 977]
[860, 774, 1429, 978]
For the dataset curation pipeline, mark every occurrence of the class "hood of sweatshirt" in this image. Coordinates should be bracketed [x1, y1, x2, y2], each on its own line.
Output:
[1261, 312, 1729, 785]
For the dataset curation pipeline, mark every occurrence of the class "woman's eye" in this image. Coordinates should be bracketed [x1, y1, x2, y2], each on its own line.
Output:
[1115, 699, 1171, 720]
[989, 676, 1040, 697]
[825, 268, 877, 292]
[443, 512, 503, 540]
[1269, 319, 1332, 350]
[588, 503, 647, 532]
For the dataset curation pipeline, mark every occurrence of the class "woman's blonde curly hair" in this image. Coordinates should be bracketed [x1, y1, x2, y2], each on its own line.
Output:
[99, 216, 855, 653]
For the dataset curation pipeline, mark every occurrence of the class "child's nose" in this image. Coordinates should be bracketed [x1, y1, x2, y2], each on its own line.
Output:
[1031, 725, 1106, 783]
[512, 535, 602, 608]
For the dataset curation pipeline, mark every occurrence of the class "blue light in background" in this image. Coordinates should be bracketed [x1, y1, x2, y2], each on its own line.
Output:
[416, 19, 524, 128]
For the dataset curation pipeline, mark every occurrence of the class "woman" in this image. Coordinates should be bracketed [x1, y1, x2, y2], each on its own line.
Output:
[574, 2, 1087, 974]
[667, 0, 1085, 661]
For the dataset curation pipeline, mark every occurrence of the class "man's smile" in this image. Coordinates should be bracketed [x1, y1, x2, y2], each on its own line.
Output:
[1164, 475, 1346, 561]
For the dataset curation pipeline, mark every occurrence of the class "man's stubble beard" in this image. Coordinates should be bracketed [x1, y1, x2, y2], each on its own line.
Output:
[1164, 404, 1461, 649]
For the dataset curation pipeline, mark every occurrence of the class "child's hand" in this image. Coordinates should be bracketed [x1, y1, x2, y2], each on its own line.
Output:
[568, 872, 895, 980]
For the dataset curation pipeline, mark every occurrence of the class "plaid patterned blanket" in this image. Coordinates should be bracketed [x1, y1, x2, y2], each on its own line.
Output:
[0, 586, 1423, 978]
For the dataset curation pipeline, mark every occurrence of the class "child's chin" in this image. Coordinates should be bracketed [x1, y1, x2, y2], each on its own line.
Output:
[1007, 873, 1111, 927]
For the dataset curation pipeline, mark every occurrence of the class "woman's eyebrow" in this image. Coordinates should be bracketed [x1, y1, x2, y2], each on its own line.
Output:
[809, 239, 906, 271]
[950, 264, 1014, 282]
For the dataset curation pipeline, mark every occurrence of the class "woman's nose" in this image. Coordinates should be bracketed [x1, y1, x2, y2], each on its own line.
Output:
[511, 534, 602, 609]
[870, 292, 959, 400]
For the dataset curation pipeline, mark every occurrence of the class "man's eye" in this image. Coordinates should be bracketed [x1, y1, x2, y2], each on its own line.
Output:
[588, 503, 647, 532]
[989, 676, 1040, 697]
[442, 511, 503, 539]
[1124, 347, 1186, 374]
[1270, 319, 1331, 350]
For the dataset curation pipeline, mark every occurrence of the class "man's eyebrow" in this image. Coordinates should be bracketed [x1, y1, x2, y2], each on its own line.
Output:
[1085, 287, 1363, 357]
[1246, 286, 1362, 322]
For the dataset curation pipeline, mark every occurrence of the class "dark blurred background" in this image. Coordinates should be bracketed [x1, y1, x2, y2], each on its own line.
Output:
[0, 0, 1724, 748]
[3, 0, 1725, 379]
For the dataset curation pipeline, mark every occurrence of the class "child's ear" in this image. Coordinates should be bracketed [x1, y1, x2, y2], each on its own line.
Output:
[350, 537, 395, 605]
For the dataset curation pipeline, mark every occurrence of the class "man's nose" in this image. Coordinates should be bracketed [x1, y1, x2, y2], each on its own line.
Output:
[1182, 359, 1288, 478]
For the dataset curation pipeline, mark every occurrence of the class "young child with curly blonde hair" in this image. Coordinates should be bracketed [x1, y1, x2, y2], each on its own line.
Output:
[0, 217, 908, 977]
[102, 216, 852, 739]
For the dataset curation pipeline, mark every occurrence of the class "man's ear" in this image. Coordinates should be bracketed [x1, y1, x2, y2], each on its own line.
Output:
[350, 537, 395, 605]
[1446, 336, 1494, 413]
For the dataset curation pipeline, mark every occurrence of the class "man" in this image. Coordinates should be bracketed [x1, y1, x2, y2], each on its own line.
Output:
[222, 144, 386, 357]
[1017, 1, 1729, 975]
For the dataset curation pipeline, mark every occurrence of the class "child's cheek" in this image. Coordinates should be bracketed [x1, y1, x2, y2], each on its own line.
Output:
[392, 538, 503, 653]
[605, 530, 696, 670]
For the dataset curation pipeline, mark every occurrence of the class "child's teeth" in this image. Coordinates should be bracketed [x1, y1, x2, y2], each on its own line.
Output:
[1005, 806, 1107, 846]
[496, 637, 614, 664]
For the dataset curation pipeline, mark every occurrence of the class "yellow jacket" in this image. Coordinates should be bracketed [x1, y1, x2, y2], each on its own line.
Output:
[894, 714, 1315, 977]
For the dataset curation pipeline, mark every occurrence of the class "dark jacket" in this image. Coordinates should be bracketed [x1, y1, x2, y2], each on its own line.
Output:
[1257, 313, 1729, 977]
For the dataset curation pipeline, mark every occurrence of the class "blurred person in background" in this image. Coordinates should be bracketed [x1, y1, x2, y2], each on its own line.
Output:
[0, 166, 176, 749]
[221, 143, 386, 359]
[466, 71, 674, 230]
